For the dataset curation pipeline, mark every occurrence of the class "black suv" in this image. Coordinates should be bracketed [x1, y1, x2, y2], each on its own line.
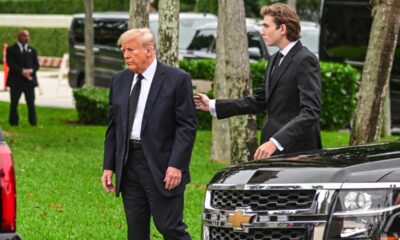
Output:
[202, 141, 400, 240]
[320, 0, 400, 125]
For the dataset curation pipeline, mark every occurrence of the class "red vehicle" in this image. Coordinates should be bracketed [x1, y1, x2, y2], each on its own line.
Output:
[0, 129, 21, 240]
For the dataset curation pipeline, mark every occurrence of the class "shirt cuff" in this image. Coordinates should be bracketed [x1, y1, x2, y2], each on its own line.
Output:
[209, 99, 217, 117]
[270, 138, 284, 151]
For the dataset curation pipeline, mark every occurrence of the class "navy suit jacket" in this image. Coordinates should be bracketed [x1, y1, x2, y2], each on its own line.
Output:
[103, 61, 197, 197]
[216, 41, 322, 155]
[6, 43, 39, 88]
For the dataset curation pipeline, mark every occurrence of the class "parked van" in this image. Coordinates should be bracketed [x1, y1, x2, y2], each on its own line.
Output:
[320, 0, 400, 125]
[68, 12, 216, 88]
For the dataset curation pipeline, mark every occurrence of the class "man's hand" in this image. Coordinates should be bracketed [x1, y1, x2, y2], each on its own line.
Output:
[101, 170, 115, 192]
[164, 167, 182, 191]
[193, 93, 210, 112]
[254, 141, 277, 160]
[22, 68, 33, 80]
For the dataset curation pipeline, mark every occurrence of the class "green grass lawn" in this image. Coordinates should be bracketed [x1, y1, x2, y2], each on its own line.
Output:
[0, 101, 397, 239]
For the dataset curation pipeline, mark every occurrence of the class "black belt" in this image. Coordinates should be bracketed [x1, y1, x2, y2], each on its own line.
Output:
[129, 140, 142, 149]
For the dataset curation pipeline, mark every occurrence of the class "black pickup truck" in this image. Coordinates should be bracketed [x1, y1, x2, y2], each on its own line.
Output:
[0, 129, 21, 240]
[202, 141, 400, 240]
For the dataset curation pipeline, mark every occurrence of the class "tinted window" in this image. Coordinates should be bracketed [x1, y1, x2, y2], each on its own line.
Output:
[71, 18, 84, 44]
[71, 18, 127, 47]
[248, 31, 266, 58]
[187, 29, 216, 52]
[94, 19, 127, 47]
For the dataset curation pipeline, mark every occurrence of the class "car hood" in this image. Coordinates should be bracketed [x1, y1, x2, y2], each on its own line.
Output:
[209, 141, 400, 185]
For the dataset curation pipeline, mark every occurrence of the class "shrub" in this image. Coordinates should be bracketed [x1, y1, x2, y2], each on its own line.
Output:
[73, 88, 109, 125]
[320, 62, 360, 129]
[0, 27, 68, 61]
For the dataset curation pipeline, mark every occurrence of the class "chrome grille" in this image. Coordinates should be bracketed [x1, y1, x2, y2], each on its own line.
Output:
[209, 227, 306, 240]
[211, 190, 315, 211]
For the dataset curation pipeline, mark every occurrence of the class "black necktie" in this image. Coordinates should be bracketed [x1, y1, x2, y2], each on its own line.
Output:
[128, 74, 144, 135]
[271, 52, 284, 75]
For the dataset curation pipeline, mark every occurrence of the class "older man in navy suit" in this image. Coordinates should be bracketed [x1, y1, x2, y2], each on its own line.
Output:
[101, 28, 196, 240]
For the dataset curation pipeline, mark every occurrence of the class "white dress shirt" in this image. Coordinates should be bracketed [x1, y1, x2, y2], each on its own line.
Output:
[17, 42, 28, 53]
[130, 58, 157, 140]
[209, 41, 299, 151]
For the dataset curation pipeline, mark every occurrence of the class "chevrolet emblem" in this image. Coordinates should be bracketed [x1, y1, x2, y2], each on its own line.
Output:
[227, 210, 255, 230]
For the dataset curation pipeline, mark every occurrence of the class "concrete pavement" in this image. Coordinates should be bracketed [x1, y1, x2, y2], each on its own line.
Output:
[0, 69, 74, 108]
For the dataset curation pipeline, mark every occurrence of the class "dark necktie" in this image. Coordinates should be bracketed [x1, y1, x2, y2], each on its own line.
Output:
[128, 74, 144, 135]
[271, 52, 284, 75]
[269, 52, 284, 89]
[22, 45, 29, 67]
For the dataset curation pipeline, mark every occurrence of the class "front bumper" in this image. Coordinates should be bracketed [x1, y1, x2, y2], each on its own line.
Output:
[0, 232, 22, 240]
[202, 183, 400, 240]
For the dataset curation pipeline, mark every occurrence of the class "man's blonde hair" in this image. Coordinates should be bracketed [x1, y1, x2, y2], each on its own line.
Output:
[117, 28, 155, 49]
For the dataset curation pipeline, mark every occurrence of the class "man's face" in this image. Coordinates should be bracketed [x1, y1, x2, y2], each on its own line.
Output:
[18, 31, 30, 45]
[121, 39, 149, 74]
[260, 15, 284, 47]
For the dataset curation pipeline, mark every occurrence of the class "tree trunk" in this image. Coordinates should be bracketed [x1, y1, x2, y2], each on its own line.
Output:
[381, 87, 392, 137]
[350, 0, 400, 145]
[212, 0, 258, 164]
[157, 0, 179, 67]
[84, 0, 94, 88]
[287, 0, 297, 12]
[128, 0, 150, 29]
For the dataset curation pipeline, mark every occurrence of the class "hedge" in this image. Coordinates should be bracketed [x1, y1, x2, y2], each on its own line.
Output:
[74, 59, 360, 130]
[0, 0, 129, 14]
[0, 27, 68, 61]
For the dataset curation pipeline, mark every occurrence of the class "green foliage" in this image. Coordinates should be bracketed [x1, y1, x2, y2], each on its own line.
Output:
[195, 0, 218, 14]
[73, 88, 109, 125]
[179, 59, 216, 81]
[0, 27, 68, 61]
[0, 0, 129, 14]
[320, 62, 360, 130]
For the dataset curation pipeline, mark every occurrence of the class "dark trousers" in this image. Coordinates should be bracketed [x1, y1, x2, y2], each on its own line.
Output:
[9, 86, 36, 126]
[121, 146, 191, 240]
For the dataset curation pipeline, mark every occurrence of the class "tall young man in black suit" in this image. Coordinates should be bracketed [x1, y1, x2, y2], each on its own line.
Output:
[194, 3, 322, 159]
[6, 29, 39, 126]
[101, 28, 196, 240]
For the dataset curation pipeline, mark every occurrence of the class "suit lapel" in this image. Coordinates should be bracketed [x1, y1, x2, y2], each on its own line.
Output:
[122, 70, 134, 141]
[265, 53, 278, 96]
[267, 42, 303, 98]
[140, 61, 166, 133]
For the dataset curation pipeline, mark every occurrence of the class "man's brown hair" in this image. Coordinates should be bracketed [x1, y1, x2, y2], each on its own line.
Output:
[260, 3, 301, 41]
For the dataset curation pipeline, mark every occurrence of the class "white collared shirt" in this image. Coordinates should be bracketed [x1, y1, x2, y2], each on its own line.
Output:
[208, 41, 299, 151]
[130, 58, 157, 140]
[277, 40, 298, 66]
[17, 42, 28, 53]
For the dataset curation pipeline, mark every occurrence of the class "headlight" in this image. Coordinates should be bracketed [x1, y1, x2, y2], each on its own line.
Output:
[326, 189, 397, 239]
[343, 191, 373, 210]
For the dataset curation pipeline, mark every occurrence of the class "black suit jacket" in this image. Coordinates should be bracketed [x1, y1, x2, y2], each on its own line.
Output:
[216, 41, 322, 155]
[103, 61, 197, 197]
[6, 43, 39, 88]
